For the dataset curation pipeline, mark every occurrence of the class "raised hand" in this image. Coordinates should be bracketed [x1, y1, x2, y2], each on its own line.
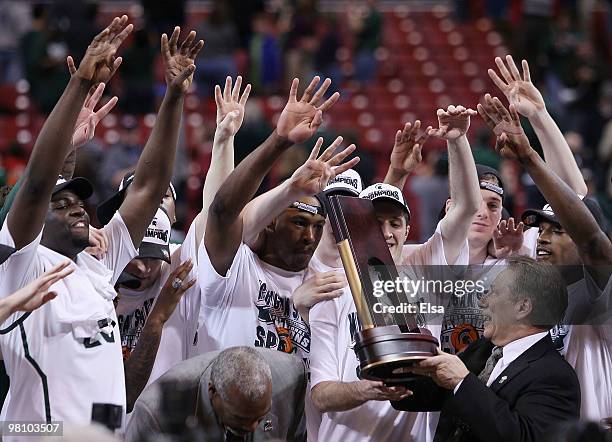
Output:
[149, 260, 196, 326]
[428, 105, 477, 141]
[214, 76, 251, 139]
[161, 27, 204, 95]
[277, 76, 340, 144]
[293, 271, 347, 322]
[288, 136, 360, 196]
[7, 261, 74, 314]
[477, 94, 534, 161]
[72, 83, 118, 148]
[488, 56, 545, 118]
[389, 120, 432, 175]
[492, 218, 525, 258]
[75, 15, 133, 84]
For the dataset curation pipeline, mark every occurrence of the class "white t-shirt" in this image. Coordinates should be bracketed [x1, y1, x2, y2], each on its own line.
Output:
[145, 222, 201, 387]
[196, 242, 310, 359]
[556, 271, 612, 421]
[309, 222, 468, 442]
[0, 213, 136, 431]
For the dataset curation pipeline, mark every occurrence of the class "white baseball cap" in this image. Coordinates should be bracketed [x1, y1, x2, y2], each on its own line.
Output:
[323, 169, 363, 196]
[137, 207, 172, 263]
[359, 183, 410, 218]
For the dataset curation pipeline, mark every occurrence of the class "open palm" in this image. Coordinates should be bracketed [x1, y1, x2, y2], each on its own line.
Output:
[161, 27, 204, 94]
[477, 95, 533, 161]
[277, 76, 340, 144]
[215, 75, 251, 138]
[390, 120, 431, 174]
[289, 136, 360, 196]
[488, 56, 545, 118]
[72, 83, 118, 148]
[77, 15, 133, 84]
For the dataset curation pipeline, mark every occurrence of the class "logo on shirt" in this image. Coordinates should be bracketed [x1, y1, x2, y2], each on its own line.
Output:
[253, 281, 310, 354]
[118, 297, 155, 358]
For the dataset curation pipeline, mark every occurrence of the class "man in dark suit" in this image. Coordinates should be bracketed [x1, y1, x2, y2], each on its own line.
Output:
[126, 346, 307, 441]
[392, 255, 581, 442]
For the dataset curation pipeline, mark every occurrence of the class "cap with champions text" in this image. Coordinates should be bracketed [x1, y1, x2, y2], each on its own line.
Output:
[137, 207, 172, 263]
[359, 183, 410, 219]
[323, 169, 363, 197]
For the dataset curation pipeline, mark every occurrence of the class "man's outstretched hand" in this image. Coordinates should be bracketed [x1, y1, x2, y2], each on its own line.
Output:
[477, 94, 534, 161]
[161, 27, 204, 96]
[73, 15, 133, 84]
[488, 55, 545, 119]
[277, 76, 340, 144]
[389, 120, 432, 175]
[288, 136, 360, 196]
[72, 83, 118, 148]
[215, 76, 251, 140]
[428, 105, 477, 141]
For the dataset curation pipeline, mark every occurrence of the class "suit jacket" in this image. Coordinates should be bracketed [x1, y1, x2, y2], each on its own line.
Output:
[126, 348, 307, 442]
[392, 335, 581, 442]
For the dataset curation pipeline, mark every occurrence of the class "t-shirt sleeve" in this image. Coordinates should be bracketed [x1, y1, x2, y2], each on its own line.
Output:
[0, 218, 43, 296]
[522, 227, 538, 259]
[197, 240, 247, 310]
[569, 269, 612, 324]
[309, 298, 341, 388]
[403, 221, 469, 267]
[100, 212, 138, 285]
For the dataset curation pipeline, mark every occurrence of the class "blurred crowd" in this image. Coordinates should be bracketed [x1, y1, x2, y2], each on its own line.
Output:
[0, 0, 611, 240]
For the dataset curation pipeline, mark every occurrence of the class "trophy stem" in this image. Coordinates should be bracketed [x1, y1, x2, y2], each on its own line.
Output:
[337, 239, 374, 329]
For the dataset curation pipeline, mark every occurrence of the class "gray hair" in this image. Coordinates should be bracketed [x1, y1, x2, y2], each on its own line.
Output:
[210, 347, 272, 403]
[505, 255, 568, 328]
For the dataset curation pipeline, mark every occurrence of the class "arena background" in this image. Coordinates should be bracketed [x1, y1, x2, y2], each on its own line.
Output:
[0, 0, 610, 243]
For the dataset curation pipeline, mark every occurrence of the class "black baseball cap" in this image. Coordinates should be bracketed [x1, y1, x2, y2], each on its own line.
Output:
[0, 244, 16, 264]
[52, 176, 94, 201]
[97, 171, 177, 226]
[522, 197, 608, 231]
[476, 164, 504, 200]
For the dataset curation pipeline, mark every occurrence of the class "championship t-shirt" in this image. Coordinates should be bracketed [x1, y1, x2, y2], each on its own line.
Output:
[116, 222, 200, 382]
[438, 225, 538, 354]
[0, 213, 137, 432]
[197, 242, 310, 359]
[308, 222, 468, 442]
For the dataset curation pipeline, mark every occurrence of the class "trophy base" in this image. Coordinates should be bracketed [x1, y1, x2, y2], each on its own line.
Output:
[354, 325, 439, 385]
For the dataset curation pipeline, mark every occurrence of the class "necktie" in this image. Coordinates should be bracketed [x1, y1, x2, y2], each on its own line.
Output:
[478, 346, 503, 384]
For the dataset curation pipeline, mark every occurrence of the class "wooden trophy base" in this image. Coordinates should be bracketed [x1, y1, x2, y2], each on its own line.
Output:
[354, 325, 439, 386]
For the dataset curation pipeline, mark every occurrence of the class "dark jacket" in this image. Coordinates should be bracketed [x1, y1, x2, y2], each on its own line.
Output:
[392, 335, 581, 442]
[126, 348, 307, 442]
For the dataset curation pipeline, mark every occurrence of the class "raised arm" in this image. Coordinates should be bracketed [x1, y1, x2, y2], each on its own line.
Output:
[488, 55, 587, 195]
[124, 260, 195, 412]
[383, 120, 431, 189]
[478, 96, 612, 286]
[241, 136, 359, 247]
[119, 27, 203, 248]
[8, 16, 131, 248]
[430, 106, 482, 264]
[205, 76, 340, 275]
[0, 82, 117, 228]
[192, 76, 251, 250]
